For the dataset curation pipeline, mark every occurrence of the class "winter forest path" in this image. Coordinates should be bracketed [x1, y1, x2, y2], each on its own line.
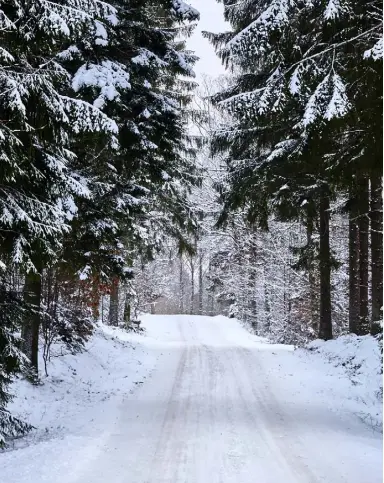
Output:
[71, 315, 381, 483]
[1, 315, 381, 482]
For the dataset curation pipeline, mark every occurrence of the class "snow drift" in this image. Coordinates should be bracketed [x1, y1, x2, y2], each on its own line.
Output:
[6, 323, 158, 450]
[306, 334, 383, 430]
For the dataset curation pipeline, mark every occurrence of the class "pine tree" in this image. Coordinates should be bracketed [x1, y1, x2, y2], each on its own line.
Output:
[0, 0, 201, 439]
[370, 176, 383, 334]
[59, 0, 200, 313]
[327, 0, 382, 334]
[0, 282, 33, 446]
[0, 0, 118, 373]
[204, 0, 382, 339]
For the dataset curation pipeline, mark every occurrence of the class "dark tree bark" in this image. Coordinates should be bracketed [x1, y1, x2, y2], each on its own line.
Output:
[179, 259, 184, 314]
[318, 192, 332, 340]
[348, 200, 360, 334]
[263, 268, 271, 332]
[198, 250, 203, 315]
[357, 177, 370, 335]
[190, 255, 195, 315]
[370, 176, 383, 334]
[22, 264, 42, 375]
[306, 215, 318, 333]
[124, 288, 131, 327]
[249, 239, 258, 331]
[108, 278, 119, 326]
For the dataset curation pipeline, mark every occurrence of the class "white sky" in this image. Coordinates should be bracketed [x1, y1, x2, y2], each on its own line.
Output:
[187, 0, 229, 80]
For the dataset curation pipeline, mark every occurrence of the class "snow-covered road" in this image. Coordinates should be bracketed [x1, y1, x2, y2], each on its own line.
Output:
[1, 315, 382, 482]
[71, 315, 382, 482]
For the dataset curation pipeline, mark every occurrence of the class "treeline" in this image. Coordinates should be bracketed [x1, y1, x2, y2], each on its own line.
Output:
[128, 54, 382, 344]
[0, 0, 200, 445]
[201, 1, 382, 339]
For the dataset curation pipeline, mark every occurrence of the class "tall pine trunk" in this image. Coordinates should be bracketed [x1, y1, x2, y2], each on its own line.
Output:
[123, 285, 131, 327]
[109, 278, 119, 326]
[306, 216, 318, 332]
[249, 240, 258, 331]
[357, 177, 370, 335]
[198, 250, 203, 315]
[179, 260, 184, 314]
[370, 176, 383, 334]
[190, 255, 195, 315]
[318, 192, 332, 340]
[263, 268, 271, 332]
[22, 263, 42, 375]
[348, 200, 360, 334]
[124, 301, 131, 326]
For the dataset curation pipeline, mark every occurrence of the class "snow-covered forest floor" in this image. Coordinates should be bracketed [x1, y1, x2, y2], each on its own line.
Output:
[6, 322, 159, 451]
[1, 315, 382, 482]
[306, 335, 383, 429]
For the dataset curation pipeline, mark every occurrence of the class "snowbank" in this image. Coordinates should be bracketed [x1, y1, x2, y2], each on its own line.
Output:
[236, 318, 382, 433]
[305, 334, 383, 430]
[6, 323, 159, 450]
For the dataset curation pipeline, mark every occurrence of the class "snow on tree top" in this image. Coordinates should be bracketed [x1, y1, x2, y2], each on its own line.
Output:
[226, 0, 291, 55]
[324, 0, 349, 20]
[72, 61, 131, 109]
[171, 0, 200, 22]
[364, 38, 383, 61]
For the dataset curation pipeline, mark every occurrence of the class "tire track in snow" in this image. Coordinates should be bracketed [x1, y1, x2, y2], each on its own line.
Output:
[146, 317, 201, 482]
[53, 315, 382, 483]
[234, 347, 320, 482]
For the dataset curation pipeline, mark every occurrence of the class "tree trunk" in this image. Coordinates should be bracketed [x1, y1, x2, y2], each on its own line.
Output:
[283, 264, 287, 321]
[348, 201, 360, 334]
[198, 250, 203, 315]
[124, 303, 131, 325]
[108, 278, 119, 326]
[209, 292, 214, 316]
[318, 192, 332, 340]
[124, 287, 131, 327]
[370, 176, 383, 334]
[190, 256, 195, 315]
[22, 264, 42, 375]
[249, 239, 258, 331]
[306, 217, 318, 333]
[263, 269, 271, 332]
[150, 302, 156, 314]
[179, 258, 184, 314]
[357, 177, 370, 335]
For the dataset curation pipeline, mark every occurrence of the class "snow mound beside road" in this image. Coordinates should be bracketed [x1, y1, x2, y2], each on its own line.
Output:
[306, 334, 383, 430]
[6, 322, 158, 450]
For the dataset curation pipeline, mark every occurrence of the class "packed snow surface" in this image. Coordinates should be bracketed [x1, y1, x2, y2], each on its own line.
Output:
[1, 315, 382, 482]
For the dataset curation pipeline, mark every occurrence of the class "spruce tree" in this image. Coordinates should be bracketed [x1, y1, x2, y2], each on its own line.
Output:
[204, 0, 382, 339]
[61, 0, 200, 320]
[0, 0, 118, 373]
[0, 284, 33, 446]
[0, 0, 201, 438]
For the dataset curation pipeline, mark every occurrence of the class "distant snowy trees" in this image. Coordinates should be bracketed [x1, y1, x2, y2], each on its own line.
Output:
[0, 0, 199, 445]
[133, 0, 382, 344]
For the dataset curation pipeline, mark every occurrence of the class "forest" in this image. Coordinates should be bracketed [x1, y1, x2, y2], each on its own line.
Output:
[0, 0, 382, 450]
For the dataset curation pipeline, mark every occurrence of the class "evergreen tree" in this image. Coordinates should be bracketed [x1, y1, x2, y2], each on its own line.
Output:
[204, 0, 382, 339]
[0, 0, 118, 387]
[0, 0, 200, 439]
[0, 283, 33, 446]
[59, 0, 200, 315]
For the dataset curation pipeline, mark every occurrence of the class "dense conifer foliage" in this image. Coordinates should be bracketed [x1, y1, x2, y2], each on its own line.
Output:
[200, 0, 382, 340]
[0, 0, 199, 443]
